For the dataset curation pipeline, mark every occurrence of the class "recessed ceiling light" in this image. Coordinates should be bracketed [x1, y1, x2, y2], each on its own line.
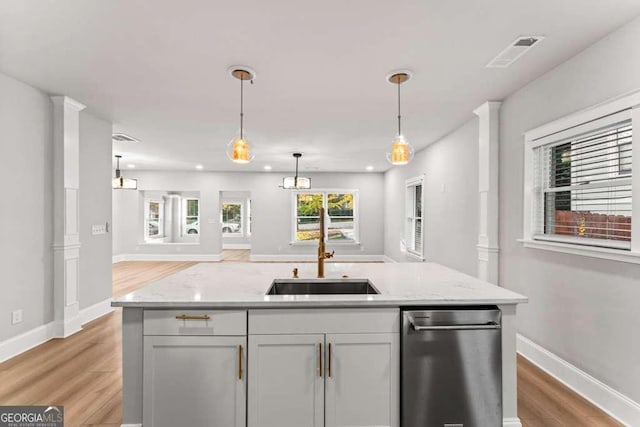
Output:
[195, 164, 204, 170]
[127, 164, 136, 169]
[366, 165, 374, 171]
[264, 165, 272, 171]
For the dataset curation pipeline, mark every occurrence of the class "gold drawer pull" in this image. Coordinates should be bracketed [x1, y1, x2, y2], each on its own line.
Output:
[328, 342, 332, 378]
[238, 345, 243, 380]
[175, 314, 211, 321]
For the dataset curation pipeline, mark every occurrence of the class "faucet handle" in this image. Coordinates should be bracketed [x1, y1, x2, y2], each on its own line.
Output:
[326, 250, 335, 259]
[292, 267, 299, 279]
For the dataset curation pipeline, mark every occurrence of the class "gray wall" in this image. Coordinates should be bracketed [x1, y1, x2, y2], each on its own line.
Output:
[384, 118, 479, 276]
[112, 171, 385, 258]
[79, 111, 113, 309]
[0, 71, 54, 341]
[500, 15, 640, 402]
[0, 70, 113, 342]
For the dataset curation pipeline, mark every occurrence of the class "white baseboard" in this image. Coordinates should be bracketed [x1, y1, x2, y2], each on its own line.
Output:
[121, 424, 142, 427]
[222, 243, 251, 249]
[517, 334, 640, 426]
[112, 253, 127, 263]
[249, 254, 386, 262]
[0, 322, 57, 363]
[79, 297, 114, 325]
[382, 255, 397, 263]
[502, 417, 522, 427]
[0, 298, 115, 363]
[113, 253, 222, 262]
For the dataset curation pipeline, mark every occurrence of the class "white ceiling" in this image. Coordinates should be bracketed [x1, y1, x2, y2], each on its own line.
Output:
[1, 1, 640, 172]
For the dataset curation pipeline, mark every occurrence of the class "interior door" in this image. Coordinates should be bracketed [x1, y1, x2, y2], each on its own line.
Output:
[324, 333, 400, 427]
[143, 335, 246, 427]
[248, 334, 325, 427]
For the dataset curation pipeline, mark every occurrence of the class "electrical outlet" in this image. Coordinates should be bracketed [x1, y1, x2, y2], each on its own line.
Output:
[11, 309, 23, 325]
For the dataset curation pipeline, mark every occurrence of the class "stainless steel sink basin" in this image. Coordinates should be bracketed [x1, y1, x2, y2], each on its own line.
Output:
[266, 279, 379, 295]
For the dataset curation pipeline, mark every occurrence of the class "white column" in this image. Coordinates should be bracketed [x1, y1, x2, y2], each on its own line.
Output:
[499, 304, 522, 427]
[474, 101, 502, 284]
[51, 96, 86, 338]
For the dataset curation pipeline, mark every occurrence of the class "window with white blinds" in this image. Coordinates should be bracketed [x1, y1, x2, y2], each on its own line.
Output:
[406, 177, 424, 256]
[532, 111, 633, 250]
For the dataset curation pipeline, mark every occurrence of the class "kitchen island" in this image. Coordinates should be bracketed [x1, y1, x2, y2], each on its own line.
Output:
[113, 262, 527, 427]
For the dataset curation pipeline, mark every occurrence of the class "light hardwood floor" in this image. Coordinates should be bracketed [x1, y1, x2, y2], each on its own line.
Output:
[0, 258, 621, 427]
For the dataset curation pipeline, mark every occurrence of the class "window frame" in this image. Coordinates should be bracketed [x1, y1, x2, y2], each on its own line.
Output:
[521, 89, 640, 264]
[144, 198, 164, 242]
[221, 201, 245, 237]
[405, 176, 425, 259]
[182, 198, 200, 236]
[291, 189, 359, 245]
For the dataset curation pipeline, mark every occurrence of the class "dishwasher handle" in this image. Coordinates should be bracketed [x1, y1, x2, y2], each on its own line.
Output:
[408, 317, 501, 331]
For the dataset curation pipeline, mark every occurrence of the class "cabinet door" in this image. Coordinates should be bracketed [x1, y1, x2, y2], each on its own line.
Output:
[325, 333, 399, 427]
[248, 334, 325, 427]
[143, 335, 246, 427]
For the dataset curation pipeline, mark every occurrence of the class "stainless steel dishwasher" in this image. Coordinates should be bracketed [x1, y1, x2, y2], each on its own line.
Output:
[401, 307, 502, 427]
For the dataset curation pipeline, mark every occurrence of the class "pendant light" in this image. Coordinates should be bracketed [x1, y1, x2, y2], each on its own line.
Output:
[386, 71, 415, 165]
[112, 155, 137, 190]
[227, 66, 256, 164]
[281, 153, 311, 189]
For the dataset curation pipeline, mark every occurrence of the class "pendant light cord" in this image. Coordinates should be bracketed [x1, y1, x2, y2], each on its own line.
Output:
[397, 79, 402, 137]
[240, 75, 244, 140]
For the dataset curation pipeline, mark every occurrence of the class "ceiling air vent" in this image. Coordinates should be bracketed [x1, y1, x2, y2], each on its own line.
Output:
[112, 133, 139, 143]
[486, 36, 544, 68]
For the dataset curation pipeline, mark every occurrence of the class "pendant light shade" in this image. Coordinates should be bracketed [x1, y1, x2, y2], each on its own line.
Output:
[227, 136, 251, 163]
[112, 155, 137, 190]
[386, 71, 415, 166]
[281, 153, 311, 189]
[226, 67, 256, 164]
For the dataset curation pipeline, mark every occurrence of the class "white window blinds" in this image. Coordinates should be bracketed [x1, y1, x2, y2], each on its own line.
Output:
[532, 111, 632, 249]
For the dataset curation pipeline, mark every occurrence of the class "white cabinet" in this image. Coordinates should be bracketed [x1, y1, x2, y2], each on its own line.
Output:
[248, 309, 400, 427]
[142, 309, 247, 427]
[248, 334, 325, 427]
[325, 333, 399, 427]
[144, 335, 246, 427]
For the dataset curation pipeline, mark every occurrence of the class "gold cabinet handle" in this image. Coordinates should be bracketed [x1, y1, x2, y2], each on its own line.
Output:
[327, 343, 332, 378]
[238, 345, 243, 380]
[175, 314, 211, 321]
[318, 343, 323, 377]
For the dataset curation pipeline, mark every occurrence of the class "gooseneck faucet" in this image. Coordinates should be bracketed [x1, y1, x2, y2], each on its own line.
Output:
[318, 207, 335, 278]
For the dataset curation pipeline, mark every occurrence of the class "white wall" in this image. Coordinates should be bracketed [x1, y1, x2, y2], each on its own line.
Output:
[384, 118, 479, 276]
[0, 71, 54, 341]
[79, 111, 113, 309]
[112, 171, 385, 259]
[500, 15, 640, 403]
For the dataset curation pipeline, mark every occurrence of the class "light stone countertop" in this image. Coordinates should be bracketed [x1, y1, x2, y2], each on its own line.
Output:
[111, 262, 527, 308]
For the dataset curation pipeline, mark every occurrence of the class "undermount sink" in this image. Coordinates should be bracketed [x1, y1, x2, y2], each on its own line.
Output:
[266, 279, 380, 295]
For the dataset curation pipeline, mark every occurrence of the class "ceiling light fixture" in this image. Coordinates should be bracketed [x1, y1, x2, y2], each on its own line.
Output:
[112, 155, 137, 190]
[195, 164, 204, 170]
[264, 165, 272, 171]
[227, 66, 256, 164]
[386, 71, 414, 166]
[127, 164, 136, 169]
[281, 153, 311, 189]
[366, 165, 374, 171]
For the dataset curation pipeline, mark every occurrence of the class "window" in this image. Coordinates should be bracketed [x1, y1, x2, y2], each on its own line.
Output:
[523, 93, 640, 263]
[221, 203, 242, 235]
[183, 198, 199, 235]
[293, 190, 358, 243]
[533, 114, 632, 249]
[144, 199, 164, 240]
[405, 177, 424, 257]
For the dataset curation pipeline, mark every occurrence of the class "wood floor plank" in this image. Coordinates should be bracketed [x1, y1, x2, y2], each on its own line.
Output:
[0, 257, 623, 426]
